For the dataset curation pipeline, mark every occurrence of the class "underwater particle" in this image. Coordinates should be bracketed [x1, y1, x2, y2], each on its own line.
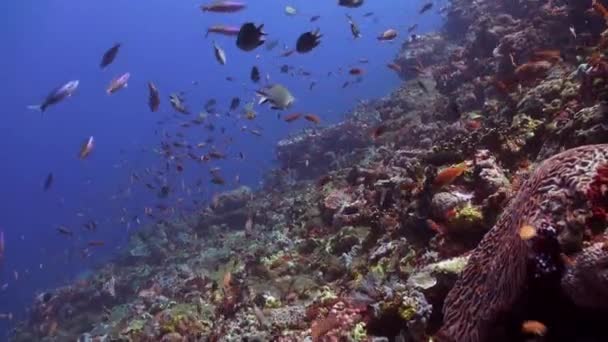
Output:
[212, 41, 226, 65]
[147, 82, 160, 112]
[78, 136, 95, 160]
[339, 0, 364, 8]
[256, 84, 295, 110]
[237, 22, 266, 51]
[296, 29, 322, 53]
[250, 66, 260, 82]
[377, 28, 397, 41]
[205, 25, 240, 37]
[43, 172, 54, 191]
[106, 72, 130, 94]
[419, 2, 433, 14]
[519, 224, 537, 241]
[28, 80, 80, 112]
[521, 320, 547, 336]
[100, 43, 121, 69]
[200, 1, 246, 13]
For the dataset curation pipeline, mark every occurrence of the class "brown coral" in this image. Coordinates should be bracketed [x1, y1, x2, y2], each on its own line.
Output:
[437, 144, 608, 342]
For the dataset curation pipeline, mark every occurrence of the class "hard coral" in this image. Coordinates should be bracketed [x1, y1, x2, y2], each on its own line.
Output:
[437, 144, 608, 342]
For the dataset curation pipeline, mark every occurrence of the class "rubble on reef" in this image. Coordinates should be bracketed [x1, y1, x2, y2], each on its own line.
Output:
[11, 0, 608, 341]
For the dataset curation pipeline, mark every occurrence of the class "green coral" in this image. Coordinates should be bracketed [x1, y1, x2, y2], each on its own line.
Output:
[449, 203, 484, 231]
[264, 295, 282, 309]
[398, 304, 417, 321]
[318, 285, 337, 302]
[351, 322, 368, 341]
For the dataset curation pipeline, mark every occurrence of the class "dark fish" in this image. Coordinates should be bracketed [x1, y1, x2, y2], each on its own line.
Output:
[419, 2, 433, 14]
[250, 66, 261, 82]
[339, 0, 364, 8]
[43, 172, 54, 191]
[57, 226, 73, 236]
[346, 14, 361, 39]
[363, 12, 374, 17]
[205, 98, 217, 111]
[296, 29, 322, 53]
[237, 23, 266, 51]
[100, 43, 121, 69]
[158, 185, 170, 198]
[310, 15, 321, 22]
[211, 175, 225, 185]
[148, 82, 160, 112]
[280, 64, 289, 73]
[229, 97, 240, 111]
[28, 80, 79, 112]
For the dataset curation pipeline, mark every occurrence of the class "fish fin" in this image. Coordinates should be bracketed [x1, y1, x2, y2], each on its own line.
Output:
[27, 104, 42, 112]
[257, 96, 268, 105]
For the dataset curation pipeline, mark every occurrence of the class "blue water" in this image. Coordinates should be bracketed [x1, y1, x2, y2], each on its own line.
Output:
[1, 0, 440, 337]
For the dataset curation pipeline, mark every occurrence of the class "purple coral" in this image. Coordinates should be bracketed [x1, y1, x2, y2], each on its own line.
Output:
[437, 144, 608, 342]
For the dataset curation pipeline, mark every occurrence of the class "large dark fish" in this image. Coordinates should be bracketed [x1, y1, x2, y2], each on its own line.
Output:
[419, 2, 433, 14]
[28, 80, 79, 112]
[250, 66, 260, 83]
[339, 0, 364, 8]
[100, 43, 121, 69]
[296, 29, 322, 53]
[148, 82, 160, 112]
[237, 23, 266, 51]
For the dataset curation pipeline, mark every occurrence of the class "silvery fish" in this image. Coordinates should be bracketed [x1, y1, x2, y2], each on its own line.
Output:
[28, 80, 79, 112]
[256, 84, 295, 110]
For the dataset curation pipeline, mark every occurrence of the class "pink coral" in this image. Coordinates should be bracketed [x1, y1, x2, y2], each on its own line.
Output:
[437, 144, 608, 342]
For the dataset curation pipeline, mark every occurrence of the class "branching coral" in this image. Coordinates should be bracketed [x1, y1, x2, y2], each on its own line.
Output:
[437, 144, 608, 342]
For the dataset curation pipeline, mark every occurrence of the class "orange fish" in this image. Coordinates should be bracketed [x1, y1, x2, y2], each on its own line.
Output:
[426, 219, 447, 235]
[283, 113, 302, 122]
[519, 224, 537, 240]
[304, 114, 321, 124]
[433, 163, 467, 188]
[78, 136, 95, 159]
[592, 0, 608, 18]
[521, 320, 547, 336]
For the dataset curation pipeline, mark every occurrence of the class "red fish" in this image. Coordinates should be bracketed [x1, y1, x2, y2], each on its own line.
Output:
[283, 113, 302, 122]
[201, 1, 246, 13]
[349, 68, 364, 75]
[304, 114, 321, 124]
[78, 136, 95, 159]
[107, 72, 130, 94]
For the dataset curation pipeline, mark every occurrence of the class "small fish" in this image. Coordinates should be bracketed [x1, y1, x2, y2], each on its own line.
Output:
[304, 114, 320, 124]
[296, 29, 322, 53]
[280, 49, 295, 57]
[200, 1, 246, 13]
[407, 24, 418, 33]
[229, 97, 240, 111]
[28, 80, 79, 112]
[569, 26, 576, 39]
[250, 66, 261, 82]
[78, 136, 95, 160]
[211, 175, 225, 185]
[57, 226, 74, 236]
[280, 64, 290, 73]
[283, 112, 301, 122]
[206, 25, 240, 37]
[419, 2, 433, 14]
[284, 5, 297, 16]
[100, 43, 121, 69]
[170, 93, 190, 114]
[346, 14, 362, 39]
[363, 12, 374, 17]
[377, 28, 398, 41]
[148, 82, 160, 112]
[387, 62, 402, 73]
[256, 84, 295, 110]
[213, 41, 227, 65]
[339, 0, 364, 8]
[106, 72, 130, 94]
[43, 172, 54, 191]
[349, 68, 364, 75]
[87, 240, 105, 247]
[0, 313, 13, 321]
[310, 15, 321, 22]
[521, 320, 547, 336]
[433, 163, 467, 188]
[237, 22, 266, 51]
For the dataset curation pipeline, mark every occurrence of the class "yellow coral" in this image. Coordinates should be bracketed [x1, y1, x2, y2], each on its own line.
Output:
[351, 322, 367, 341]
[264, 295, 281, 309]
[398, 305, 417, 321]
